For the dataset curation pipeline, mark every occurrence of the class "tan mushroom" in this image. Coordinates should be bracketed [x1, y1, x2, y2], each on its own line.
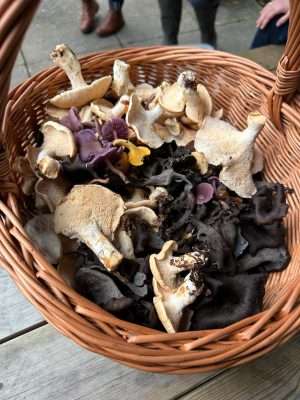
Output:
[45, 104, 69, 120]
[191, 151, 208, 174]
[111, 59, 134, 97]
[159, 71, 212, 125]
[123, 206, 160, 230]
[54, 184, 124, 271]
[50, 44, 112, 108]
[150, 241, 208, 290]
[194, 112, 266, 197]
[125, 187, 168, 209]
[25, 214, 62, 265]
[153, 269, 205, 333]
[35, 176, 71, 212]
[126, 94, 164, 149]
[91, 95, 129, 121]
[37, 121, 76, 179]
[79, 105, 94, 123]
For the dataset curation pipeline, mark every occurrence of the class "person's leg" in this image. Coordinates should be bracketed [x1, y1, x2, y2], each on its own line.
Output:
[189, 0, 220, 48]
[251, 16, 288, 48]
[158, 0, 182, 45]
[80, 0, 99, 34]
[96, 0, 125, 37]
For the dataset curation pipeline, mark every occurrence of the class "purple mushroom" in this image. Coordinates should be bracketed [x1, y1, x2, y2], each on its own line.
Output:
[61, 107, 83, 132]
[102, 117, 128, 142]
[195, 182, 214, 205]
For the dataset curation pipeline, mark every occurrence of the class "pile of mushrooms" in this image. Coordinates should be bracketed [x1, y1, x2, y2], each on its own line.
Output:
[18, 44, 292, 333]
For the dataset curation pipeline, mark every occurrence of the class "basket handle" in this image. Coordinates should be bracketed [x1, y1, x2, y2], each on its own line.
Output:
[0, 0, 40, 123]
[268, 0, 300, 128]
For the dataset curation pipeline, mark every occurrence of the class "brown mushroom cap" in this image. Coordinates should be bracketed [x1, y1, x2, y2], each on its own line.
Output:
[54, 184, 125, 270]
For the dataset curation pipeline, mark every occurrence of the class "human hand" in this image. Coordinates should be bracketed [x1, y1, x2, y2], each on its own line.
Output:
[256, 0, 290, 30]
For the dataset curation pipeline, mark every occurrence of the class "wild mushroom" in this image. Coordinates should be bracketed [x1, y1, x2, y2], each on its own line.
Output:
[134, 83, 160, 105]
[25, 214, 62, 265]
[91, 95, 129, 121]
[195, 182, 214, 204]
[37, 121, 76, 179]
[113, 139, 150, 166]
[50, 44, 112, 108]
[150, 241, 209, 290]
[153, 268, 205, 333]
[34, 176, 71, 212]
[45, 104, 69, 120]
[191, 151, 208, 174]
[54, 184, 125, 271]
[75, 266, 133, 312]
[126, 94, 164, 149]
[125, 187, 168, 209]
[159, 71, 212, 125]
[111, 59, 135, 97]
[194, 112, 266, 197]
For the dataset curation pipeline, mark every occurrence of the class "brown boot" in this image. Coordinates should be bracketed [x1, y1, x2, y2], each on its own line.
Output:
[96, 9, 125, 37]
[80, 0, 99, 34]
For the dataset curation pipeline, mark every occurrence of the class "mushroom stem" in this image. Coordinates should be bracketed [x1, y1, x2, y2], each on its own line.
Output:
[76, 220, 123, 271]
[51, 44, 86, 89]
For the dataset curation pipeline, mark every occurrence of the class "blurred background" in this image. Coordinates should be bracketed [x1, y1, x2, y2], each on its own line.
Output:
[12, 0, 287, 88]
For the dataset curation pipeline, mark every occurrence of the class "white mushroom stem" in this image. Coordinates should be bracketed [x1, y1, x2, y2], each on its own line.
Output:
[153, 271, 204, 333]
[112, 59, 135, 97]
[76, 220, 123, 271]
[51, 44, 86, 88]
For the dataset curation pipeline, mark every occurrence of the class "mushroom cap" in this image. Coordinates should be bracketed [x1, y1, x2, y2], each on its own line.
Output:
[54, 184, 125, 239]
[40, 121, 76, 159]
[50, 75, 112, 109]
[150, 240, 178, 289]
[124, 206, 160, 229]
[45, 104, 69, 120]
[158, 82, 185, 114]
[37, 153, 61, 179]
[197, 83, 213, 116]
[126, 94, 164, 149]
[35, 176, 70, 213]
[25, 214, 62, 265]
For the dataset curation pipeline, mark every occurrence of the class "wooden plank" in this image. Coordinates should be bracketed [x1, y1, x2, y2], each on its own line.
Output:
[0, 270, 43, 340]
[0, 324, 218, 400]
[180, 336, 300, 400]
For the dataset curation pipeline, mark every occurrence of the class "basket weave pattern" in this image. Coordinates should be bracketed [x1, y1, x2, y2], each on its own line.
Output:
[1, 1, 300, 374]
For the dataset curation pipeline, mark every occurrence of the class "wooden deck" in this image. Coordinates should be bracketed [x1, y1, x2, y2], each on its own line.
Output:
[1, 268, 300, 400]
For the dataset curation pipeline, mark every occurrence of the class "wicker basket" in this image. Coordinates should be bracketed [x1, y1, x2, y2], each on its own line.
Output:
[1, 0, 300, 374]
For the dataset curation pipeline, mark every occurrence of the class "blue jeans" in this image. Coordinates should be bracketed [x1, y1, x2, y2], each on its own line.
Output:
[251, 15, 288, 49]
[109, 0, 124, 10]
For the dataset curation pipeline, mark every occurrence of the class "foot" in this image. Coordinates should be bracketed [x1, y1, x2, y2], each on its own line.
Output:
[96, 9, 125, 37]
[80, 0, 99, 34]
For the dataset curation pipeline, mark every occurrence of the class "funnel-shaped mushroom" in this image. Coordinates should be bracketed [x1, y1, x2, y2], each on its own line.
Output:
[150, 241, 209, 290]
[50, 44, 112, 108]
[112, 59, 134, 97]
[25, 214, 62, 265]
[195, 112, 266, 197]
[126, 94, 164, 149]
[113, 139, 150, 166]
[54, 185, 125, 271]
[159, 71, 212, 125]
[153, 268, 205, 333]
[37, 121, 76, 179]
